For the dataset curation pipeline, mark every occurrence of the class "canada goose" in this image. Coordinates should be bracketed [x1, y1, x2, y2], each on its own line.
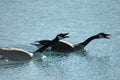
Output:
[32, 33, 110, 53]
[0, 48, 33, 61]
[34, 33, 69, 53]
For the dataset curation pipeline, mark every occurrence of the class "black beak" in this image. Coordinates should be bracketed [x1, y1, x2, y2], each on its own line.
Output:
[105, 34, 111, 39]
[64, 33, 69, 38]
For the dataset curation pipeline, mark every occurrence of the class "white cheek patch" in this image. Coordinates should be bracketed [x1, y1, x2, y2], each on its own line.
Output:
[58, 36, 64, 40]
[99, 34, 104, 38]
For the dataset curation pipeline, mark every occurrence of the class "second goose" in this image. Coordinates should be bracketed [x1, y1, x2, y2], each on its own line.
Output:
[32, 33, 110, 53]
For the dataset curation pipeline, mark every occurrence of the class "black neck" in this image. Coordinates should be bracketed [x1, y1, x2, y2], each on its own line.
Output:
[51, 37, 59, 43]
[81, 35, 99, 46]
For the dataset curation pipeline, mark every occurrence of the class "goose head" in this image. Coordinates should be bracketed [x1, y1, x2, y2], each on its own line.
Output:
[98, 33, 111, 39]
[56, 33, 69, 40]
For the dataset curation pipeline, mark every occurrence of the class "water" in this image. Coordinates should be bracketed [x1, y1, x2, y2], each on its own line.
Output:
[0, 0, 120, 80]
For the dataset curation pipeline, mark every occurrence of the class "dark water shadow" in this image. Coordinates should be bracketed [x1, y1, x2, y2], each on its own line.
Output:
[0, 60, 31, 68]
[31, 49, 89, 68]
[81, 50, 111, 65]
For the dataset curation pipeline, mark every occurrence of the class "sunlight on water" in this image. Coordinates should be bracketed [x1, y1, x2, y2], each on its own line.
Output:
[0, 0, 120, 80]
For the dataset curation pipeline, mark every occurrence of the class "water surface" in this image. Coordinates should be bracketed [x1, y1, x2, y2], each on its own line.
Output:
[0, 0, 120, 80]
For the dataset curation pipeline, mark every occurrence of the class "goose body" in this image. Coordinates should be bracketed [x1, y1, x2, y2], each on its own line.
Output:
[0, 48, 33, 61]
[35, 40, 75, 52]
[32, 33, 110, 53]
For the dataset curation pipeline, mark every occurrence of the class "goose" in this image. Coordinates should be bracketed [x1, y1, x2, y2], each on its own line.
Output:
[34, 33, 69, 53]
[0, 48, 33, 61]
[32, 33, 110, 53]
[0, 33, 69, 61]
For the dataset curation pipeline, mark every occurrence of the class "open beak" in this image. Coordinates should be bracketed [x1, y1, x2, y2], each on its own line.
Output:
[105, 34, 111, 39]
[64, 33, 70, 38]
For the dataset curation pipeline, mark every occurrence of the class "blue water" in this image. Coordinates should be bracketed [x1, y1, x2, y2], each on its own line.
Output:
[0, 0, 120, 80]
